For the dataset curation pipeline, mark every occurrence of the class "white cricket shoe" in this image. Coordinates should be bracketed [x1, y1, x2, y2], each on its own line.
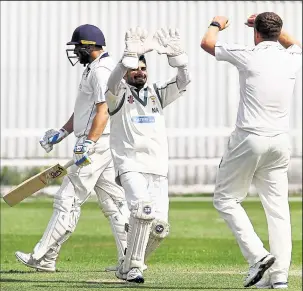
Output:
[255, 270, 288, 289]
[115, 267, 144, 283]
[15, 251, 56, 272]
[255, 270, 271, 289]
[244, 254, 276, 287]
[126, 268, 144, 283]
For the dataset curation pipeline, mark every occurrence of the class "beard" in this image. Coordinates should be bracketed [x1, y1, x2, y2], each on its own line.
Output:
[127, 75, 147, 88]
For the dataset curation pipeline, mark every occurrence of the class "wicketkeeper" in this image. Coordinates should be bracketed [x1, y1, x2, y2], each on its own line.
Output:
[105, 26, 191, 283]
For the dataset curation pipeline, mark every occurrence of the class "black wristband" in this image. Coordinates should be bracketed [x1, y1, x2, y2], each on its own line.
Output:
[209, 21, 222, 30]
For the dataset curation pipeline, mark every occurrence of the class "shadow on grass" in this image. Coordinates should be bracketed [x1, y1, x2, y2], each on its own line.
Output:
[0, 278, 248, 290]
[0, 270, 37, 274]
[0, 270, 73, 274]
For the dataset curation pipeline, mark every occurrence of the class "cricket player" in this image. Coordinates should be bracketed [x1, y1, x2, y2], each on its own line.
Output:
[105, 26, 191, 283]
[200, 12, 302, 289]
[15, 24, 129, 272]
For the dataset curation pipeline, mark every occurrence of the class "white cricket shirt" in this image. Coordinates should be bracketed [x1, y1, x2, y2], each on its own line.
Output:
[106, 63, 189, 179]
[73, 52, 115, 137]
[215, 41, 302, 136]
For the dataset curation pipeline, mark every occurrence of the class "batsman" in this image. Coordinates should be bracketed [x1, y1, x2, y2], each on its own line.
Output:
[15, 24, 129, 272]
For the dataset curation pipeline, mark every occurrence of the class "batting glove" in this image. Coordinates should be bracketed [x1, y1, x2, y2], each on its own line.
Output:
[39, 128, 69, 153]
[122, 26, 154, 69]
[153, 28, 188, 67]
[73, 139, 95, 168]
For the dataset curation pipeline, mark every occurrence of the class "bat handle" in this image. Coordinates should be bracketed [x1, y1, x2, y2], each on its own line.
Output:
[63, 151, 94, 169]
[64, 159, 75, 169]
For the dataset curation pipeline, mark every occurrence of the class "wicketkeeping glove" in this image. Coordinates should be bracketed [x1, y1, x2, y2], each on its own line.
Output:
[73, 139, 95, 168]
[153, 28, 188, 67]
[122, 26, 154, 69]
[39, 128, 69, 153]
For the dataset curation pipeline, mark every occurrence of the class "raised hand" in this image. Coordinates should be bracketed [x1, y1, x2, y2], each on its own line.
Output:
[122, 26, 154, 69]
[153, 28, 184, 57]
[245, 14, 258, 27]
[211, 16, 230, 31]
[153, 28, 188, 67]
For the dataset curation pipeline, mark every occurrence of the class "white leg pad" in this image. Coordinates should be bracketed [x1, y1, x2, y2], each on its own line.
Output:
[145, 219, 170, 261]
[96, 189, 129, 263]
[123, 201, 155, 273]
[32, 190, 81, 260]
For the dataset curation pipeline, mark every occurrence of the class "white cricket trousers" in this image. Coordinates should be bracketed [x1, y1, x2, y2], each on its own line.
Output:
[213, 128, 291, 283]
[119, 172, 169, 222]
[68, 135, 125, 204]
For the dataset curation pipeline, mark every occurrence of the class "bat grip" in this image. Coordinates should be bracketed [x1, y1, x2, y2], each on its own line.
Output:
[63, 150, 95, 169]
[63, 159, 75, 169]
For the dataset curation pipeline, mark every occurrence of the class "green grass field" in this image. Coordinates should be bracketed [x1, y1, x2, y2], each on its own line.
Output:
[1, 198, 302, 291]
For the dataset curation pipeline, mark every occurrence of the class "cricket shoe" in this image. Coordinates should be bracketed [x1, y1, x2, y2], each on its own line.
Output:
[15, 251, 56, 272]
[256, 281, 288, 289]
[244, 254, 276, 287]
[126, 268, 144, 283]
[255, 270, 271, 288]
[255, 270, 288, 289]
[115, 267, 144, 283]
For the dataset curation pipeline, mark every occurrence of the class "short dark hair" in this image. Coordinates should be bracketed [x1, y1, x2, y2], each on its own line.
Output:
[139, 55, 147, 66]
[254, 12, 283, 40]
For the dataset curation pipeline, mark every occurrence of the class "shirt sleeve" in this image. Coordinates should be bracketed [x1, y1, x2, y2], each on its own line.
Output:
[154, 66, 191, 108]
[91, 66, 112, 104]
[215, 41, 253, 70]
[105, 62, 128, 113]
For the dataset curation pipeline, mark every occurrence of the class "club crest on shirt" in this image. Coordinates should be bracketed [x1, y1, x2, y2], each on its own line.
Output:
[128, 95, 134, 104]
[150, 96, 156, 105]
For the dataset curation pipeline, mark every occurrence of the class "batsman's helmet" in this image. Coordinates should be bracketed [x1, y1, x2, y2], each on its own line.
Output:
[67, 24, 106, 46]
[66, 24, 106, 66]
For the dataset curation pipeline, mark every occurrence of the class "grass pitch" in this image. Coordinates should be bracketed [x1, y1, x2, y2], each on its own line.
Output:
[1, 198, 302, 291]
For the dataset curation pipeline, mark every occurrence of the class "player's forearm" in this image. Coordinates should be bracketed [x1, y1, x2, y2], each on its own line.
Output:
[278, 30, 302, 48]
[200, 26, 220, 56]
[87, 103, 109, 142]
[107, 62, 128, 95]
[176, 66, 191, 91]
[62, 113, 74, 134]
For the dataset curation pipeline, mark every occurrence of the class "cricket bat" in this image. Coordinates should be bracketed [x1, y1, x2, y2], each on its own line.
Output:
[3, 159, 74, 207]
